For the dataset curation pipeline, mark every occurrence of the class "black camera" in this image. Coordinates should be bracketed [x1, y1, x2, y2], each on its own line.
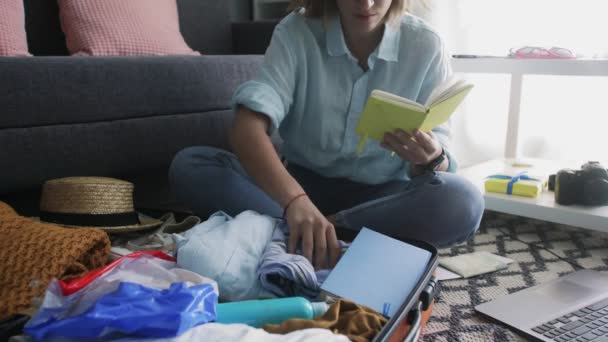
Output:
[554, 161, 608, 206]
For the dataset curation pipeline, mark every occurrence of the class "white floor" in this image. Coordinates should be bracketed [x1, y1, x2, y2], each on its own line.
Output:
[458, 158, 608, 233]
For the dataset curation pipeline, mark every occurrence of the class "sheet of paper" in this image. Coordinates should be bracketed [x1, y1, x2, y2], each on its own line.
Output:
[439, 251, 514, 278]
[435, 266, 462, 281]
[491, 254, 515, 265]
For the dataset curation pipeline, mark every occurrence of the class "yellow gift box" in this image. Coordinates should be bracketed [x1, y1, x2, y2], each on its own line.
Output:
[484, 172, 546, 198]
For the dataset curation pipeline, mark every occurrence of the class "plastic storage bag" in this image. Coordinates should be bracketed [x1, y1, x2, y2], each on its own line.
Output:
[24, 251, 218, 340]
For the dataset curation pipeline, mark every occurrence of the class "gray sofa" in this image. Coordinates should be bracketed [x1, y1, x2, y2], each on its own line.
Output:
[0, 0, 269, 216]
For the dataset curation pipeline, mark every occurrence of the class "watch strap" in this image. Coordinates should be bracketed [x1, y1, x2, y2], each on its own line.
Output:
[423, 148, 446, 171]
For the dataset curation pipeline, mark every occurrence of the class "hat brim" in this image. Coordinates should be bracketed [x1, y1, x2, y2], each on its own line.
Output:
[36, 213, 164, 234]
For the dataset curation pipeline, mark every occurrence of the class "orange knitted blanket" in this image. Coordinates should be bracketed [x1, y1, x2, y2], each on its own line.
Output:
[0, 201, 110, 319]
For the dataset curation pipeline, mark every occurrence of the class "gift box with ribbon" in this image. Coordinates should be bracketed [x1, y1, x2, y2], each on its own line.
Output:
[485, 172, 546, 198]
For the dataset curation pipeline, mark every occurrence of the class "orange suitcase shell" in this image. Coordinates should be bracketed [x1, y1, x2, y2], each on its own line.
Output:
[372, 238, 438, 342]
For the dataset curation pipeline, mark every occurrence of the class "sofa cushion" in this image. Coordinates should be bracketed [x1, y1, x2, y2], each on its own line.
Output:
[0, 110, 235, 195]
[58, 0, 199, 56]
[0, 0, 30, 56]
[22, 0, 233, 56]
[0, 55, 265, 195]
[0, 55, 263, 129]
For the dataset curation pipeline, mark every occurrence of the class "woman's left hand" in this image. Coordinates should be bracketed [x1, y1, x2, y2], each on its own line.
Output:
[381, 129, 445, 170]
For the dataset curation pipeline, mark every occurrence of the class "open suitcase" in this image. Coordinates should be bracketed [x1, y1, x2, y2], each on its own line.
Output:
[1, 238, 438, 342]
[370, 238, 439, 342]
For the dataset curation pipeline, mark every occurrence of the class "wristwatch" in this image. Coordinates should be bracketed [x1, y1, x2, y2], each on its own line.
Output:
[422, 148, 446, 172]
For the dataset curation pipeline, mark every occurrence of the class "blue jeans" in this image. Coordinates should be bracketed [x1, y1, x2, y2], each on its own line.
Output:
[169, 146, 484, 248]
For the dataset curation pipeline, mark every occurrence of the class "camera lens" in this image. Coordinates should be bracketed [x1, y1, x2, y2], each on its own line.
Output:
[555, 169, 579, 205]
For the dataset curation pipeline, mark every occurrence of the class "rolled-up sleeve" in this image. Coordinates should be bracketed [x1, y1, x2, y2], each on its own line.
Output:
[232, 21, 297, 133]
[417, 35, 458, 172]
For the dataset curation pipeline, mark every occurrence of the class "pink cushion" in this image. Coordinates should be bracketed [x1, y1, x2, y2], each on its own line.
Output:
[58, 0, 200, 56]
[0, 0, 30, 57]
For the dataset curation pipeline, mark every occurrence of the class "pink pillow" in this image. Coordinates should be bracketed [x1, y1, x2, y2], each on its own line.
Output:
[0, 0, 30, 56]
[58, 0, 200, 56]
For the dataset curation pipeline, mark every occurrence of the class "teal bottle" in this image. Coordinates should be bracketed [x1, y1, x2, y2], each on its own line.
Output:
[216, 297, 329, 327]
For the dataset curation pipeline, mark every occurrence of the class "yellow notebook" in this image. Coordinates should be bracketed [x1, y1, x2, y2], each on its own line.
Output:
[355, 77, 473, 154]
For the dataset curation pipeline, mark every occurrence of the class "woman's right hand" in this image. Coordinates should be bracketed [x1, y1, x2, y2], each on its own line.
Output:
[284, 195, 340, 270]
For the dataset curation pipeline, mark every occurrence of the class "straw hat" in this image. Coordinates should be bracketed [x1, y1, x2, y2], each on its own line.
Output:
[39, 177, 163, 233]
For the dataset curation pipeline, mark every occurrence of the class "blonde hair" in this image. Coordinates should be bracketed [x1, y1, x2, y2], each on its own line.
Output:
[287, 0, 409, 25]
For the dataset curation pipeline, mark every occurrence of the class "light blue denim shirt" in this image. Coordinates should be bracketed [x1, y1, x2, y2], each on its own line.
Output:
[232, 11, 456, 185]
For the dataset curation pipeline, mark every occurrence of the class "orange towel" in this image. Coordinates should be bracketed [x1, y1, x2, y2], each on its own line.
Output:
[264, 299, 388, 342]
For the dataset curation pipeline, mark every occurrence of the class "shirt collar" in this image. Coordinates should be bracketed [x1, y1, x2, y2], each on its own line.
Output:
[326, 15, 349, 57]
[326, 15, 400, 62]
[377, 22, 400, 62]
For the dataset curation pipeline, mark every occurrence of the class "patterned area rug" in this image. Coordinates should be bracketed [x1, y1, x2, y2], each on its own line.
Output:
[423, 211, 608, 341]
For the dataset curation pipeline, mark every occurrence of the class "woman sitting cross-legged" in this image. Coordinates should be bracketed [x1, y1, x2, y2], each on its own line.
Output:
[170, 0, 484, 270]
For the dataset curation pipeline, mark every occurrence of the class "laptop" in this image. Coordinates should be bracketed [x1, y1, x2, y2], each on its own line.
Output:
[475, 269, 608, 341]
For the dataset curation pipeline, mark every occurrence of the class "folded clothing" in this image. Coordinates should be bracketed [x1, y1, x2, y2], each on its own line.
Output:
[0, 201, 110, 320]
[175, 210, 346, 302]
[109, 213, 201, 259]
[257, 223, 343, 300]
[174, 211, 276, 302]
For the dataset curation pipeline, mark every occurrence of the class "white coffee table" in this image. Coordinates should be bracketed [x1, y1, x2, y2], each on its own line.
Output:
[458, 158, 608, 233]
